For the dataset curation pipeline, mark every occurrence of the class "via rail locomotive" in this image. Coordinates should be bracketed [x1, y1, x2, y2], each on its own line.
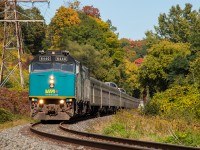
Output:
[29, 50, 140, 120]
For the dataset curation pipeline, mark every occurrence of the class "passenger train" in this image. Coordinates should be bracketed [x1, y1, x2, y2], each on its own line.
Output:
[29, 50, 140, 120]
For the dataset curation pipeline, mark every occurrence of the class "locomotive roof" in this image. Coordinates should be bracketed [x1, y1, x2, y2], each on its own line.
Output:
[31, 50, 76, 63]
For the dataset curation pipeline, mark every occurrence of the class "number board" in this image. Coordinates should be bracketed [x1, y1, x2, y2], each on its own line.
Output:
[39, 56, 51, 61]
[55, 56, 68, 62]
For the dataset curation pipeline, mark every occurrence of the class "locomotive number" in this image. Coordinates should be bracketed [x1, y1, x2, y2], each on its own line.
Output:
[39, 56, 51, 61]
[55, 56, 67, 61]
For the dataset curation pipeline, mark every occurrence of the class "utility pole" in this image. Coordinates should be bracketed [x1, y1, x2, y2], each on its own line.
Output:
[0, 0, 48, 88]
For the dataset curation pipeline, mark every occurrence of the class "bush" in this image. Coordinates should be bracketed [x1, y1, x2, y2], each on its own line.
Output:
[144, 85, 200, 121]
[0, 88, 30, 116]
[0, 108, 14, 123]
[143, 101, 160, 115]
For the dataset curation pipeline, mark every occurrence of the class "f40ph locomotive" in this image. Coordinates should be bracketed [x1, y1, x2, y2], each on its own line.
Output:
[29, 50, 140, 120]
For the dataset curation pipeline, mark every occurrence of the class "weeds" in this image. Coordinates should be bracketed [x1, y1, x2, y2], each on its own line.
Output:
[0, 108, 14, 123]
[87, 110, 200, 147]
[0, 111, 33, 131]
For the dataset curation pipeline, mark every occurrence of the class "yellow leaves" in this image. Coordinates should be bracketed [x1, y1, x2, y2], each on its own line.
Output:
[50, 6, 81, 48]
[148, 40, 191, 57]
[124, 59, 140, 88]
[93, 18, 109, 31]
[51, 6, 80, 31]
[150, 85, 200, 118]
[124, 59, 138, 74]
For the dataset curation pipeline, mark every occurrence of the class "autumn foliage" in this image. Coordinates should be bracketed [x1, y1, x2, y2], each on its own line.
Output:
[0, 88, 29, 116]
[129, 40, 144, 49]
[82, 5, 101, 19]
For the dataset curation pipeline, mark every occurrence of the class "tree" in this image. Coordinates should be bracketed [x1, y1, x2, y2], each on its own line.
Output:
[19, 7, 46, 54]
[106, 19, 117, 33]
[167, 55, 189, 85]
[189, 53, 200, 87]
[123, 59, 140, 95]
[58, 12, 107, 50]
[82, 5, 101, 19]
[50, 6, 80, 48]
[62, 41, 101, 77]
[94, 49, 120, 82]
[139, 40, 190, 95]
[155, 3, 200, 44]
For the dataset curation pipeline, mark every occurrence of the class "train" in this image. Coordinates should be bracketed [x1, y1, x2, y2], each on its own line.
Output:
[29, 50, 140, 120]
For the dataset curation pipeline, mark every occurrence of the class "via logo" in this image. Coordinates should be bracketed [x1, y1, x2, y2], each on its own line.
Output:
[45, 89, 58, 94]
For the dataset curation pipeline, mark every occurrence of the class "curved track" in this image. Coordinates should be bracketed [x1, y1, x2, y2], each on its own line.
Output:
[30, 122, 198, 150]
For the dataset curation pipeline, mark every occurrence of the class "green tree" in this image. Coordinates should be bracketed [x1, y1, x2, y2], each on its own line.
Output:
[189, 53, 200, 87]
[20, 7, 46, 54]
[94, 49, 120, 82]
[167, 55, 189, 85]
[139, 40, 190, 95]
[55, 12, 107, 50]
[106, 19, 117, 33]
[65, 41, 101, 77]
[144, 30, 160, 48]
[153, 3, 200, 59]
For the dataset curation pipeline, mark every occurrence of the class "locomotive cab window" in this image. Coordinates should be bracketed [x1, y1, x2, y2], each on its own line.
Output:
[32, 63, 52, 72]
[31, 62, 75, 73]
[61, 63, 74, 72]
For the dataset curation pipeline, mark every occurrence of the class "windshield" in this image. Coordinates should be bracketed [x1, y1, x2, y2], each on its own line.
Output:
[32, 62, 75, 73]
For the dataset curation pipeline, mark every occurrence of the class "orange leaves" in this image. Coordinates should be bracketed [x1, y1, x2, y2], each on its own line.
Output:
[82, 5, 101, 19]
[129, 40, 144, 49]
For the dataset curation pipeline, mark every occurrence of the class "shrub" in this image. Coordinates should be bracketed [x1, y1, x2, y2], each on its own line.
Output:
[143, 101, 160, 115]
[0, 108, 14, 123]
[0, 88, 30, 116]
[144, 85, 200, 121]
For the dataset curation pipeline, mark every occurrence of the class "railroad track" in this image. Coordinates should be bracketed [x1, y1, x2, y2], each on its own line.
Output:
[30, 122, 199, 150]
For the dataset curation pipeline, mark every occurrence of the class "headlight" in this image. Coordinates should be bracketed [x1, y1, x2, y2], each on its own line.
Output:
[49, 79, 54, 84]
[50, 75, 54, 80]
[60, 99, 65, 104]
[39, 99, 44, 104]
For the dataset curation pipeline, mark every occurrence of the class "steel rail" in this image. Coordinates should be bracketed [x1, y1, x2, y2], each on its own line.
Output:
[30, 122, 149, 150]
[59, 122, 199, 150]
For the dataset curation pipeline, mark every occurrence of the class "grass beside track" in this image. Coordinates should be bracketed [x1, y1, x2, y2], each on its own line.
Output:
[0, 113, 35, 132]
[86, 109, 200, 148]
[0, 118, 31, 131]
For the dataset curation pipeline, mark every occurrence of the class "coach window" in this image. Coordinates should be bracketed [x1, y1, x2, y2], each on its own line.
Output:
[110, 82, 118, 88]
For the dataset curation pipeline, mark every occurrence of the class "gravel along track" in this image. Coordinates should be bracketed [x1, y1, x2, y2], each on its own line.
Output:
[0, 116, 111, 150]
[0, 123, 88, 150]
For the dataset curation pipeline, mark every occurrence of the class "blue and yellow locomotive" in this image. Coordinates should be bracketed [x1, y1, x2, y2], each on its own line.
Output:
[29, 50, 79, 120]
[29, 50, 139, 120]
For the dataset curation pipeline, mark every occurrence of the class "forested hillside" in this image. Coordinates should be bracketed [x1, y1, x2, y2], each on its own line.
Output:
[142, 3, 200, 120]
[0, 1, 200, 121]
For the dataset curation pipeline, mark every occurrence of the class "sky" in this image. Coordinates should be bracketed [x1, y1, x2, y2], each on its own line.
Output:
[24, 0, 200, 40]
